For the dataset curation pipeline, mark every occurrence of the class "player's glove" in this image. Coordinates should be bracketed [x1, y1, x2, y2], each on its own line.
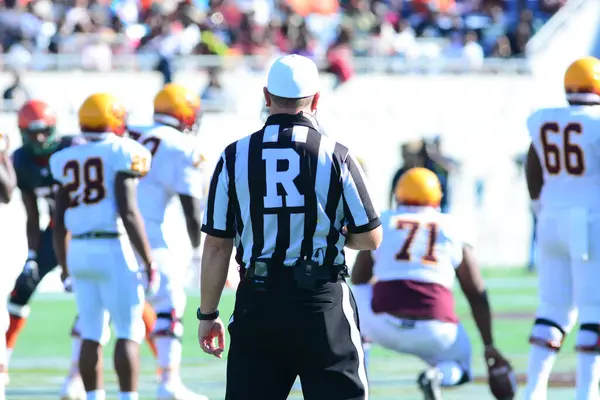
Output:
[485, 346, 517, 400]
[23, 250, 39, 283]
[62, 276, 73, 293]
[143, 262, 160, 298]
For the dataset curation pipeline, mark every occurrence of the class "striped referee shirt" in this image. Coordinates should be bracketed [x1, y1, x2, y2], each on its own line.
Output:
[201, 113, 381, 269]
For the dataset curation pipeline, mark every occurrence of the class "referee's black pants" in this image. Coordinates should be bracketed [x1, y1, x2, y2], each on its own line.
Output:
[226, 267, 369, 400]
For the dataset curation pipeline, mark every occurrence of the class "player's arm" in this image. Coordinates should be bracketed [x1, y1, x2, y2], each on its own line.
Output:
[179, 195, 202, 249]
[457, 244, 516, 397]
[22, 188, 41, 254]
[341, 153, 382, 250]
[525, 143, 543, 212]
[0, 149, 16, 203]
[115, 171, 153, 267]
[456, 245, 494, 347]
[200, 152, 235, 315]
[350, 250, 377, 285]
[167, 146, 206, 250]
[52, 185, 71, 277]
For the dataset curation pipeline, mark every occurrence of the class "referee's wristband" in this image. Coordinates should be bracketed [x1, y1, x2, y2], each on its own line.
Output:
[197, 308, 219, 321]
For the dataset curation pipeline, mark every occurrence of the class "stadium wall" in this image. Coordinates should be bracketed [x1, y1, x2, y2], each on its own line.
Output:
[0, 71, 562, 293]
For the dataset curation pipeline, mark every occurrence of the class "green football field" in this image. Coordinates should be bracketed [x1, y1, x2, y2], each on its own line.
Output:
[6, 268, 578, 399]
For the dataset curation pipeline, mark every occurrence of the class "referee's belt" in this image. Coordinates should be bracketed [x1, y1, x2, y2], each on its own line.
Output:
[71, 231, 122, 240]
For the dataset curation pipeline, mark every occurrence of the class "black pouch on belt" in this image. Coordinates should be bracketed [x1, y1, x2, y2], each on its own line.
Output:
[293, 258, 333, 291]
[244, 259, 271, 291]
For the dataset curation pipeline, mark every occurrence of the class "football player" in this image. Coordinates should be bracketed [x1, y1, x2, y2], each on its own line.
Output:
[351, 168, 514, 400]
[523, 56, 600, 400]
[127, 83, 208, 400]
[50, 92, 157, 400]
[5, 100, 85, 393]
[5, 101, 158, 400]
[0, 131, 16, 400]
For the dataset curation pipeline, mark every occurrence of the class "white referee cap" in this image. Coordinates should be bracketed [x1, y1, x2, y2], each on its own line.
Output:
[266, 54, 320, 99]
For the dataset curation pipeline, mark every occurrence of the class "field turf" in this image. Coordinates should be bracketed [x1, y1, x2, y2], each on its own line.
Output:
[6, 268, 578, 399]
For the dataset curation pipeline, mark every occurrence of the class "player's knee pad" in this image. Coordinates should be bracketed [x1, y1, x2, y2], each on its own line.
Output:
[6, 302, 30, 319]
[8, 273, 40, 309]
[576, 324, 600, 353]
[437, 361, 471, 387]
[152, 310, 183, 339]
[529, 318, 566, 351]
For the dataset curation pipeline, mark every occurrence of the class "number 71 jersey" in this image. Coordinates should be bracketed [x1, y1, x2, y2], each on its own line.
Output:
[49, 135, 152, 236]
[528, 106, 600, 208]
[372, 207, 466, 290]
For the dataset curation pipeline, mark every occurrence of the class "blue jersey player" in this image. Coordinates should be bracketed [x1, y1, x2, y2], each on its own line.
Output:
[4, 100, 87, 399]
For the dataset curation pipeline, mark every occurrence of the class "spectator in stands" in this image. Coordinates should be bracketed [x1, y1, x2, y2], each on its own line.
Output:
[463, 30, 484, 70]
[492, 35, 512, 58]
[481, 5, 507, 55]
[2, 69, 30, 112]
[392, 19, 417, 59]
[0, 0, 568, 68]
[326, 25, 355, 89]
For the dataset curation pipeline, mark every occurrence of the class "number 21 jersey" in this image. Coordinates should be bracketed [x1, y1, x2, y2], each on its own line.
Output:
[528, 106, 600, 209]
[49, 134, 152, 236]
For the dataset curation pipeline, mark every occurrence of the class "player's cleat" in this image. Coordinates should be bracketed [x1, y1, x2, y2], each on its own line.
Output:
[60, 375, 86, 400]
[157, 381, 209, 400]
[417, 368, 443, 400]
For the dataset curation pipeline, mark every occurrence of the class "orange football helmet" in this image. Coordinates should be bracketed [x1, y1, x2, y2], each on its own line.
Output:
[564, 56, 600, 103]
[153, 83, 201, 134]
[395, 167, 442, 207]
[18, 100, 60, 155]
[78, 93, 127, 136]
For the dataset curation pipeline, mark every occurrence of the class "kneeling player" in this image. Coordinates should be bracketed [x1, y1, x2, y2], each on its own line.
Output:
[351, 168, 514, 400]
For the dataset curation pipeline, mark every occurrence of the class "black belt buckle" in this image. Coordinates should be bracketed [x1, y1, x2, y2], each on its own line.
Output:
[245, 259, 270, 291]
[294, 258, 320, 290]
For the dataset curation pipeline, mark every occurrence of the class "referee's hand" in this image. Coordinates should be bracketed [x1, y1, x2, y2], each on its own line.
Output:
[198, 318, 226, 358]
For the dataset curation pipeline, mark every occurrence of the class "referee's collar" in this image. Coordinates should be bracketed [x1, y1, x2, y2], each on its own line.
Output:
[264, 112, 316, 130]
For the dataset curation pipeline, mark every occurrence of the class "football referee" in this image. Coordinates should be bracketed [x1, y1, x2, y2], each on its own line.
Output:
[197, 54, 383, 400]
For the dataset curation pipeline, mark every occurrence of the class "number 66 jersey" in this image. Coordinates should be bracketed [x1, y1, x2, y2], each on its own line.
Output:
[528, 106, 600, 209]
[49, 134, 152, 236]
[371, 206, 467, 322]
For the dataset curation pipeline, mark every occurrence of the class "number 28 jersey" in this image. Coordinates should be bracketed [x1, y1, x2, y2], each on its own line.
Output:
[372, 207, 465, 290]
[528, 106, 600, 209]
[49, 134, 152, 236]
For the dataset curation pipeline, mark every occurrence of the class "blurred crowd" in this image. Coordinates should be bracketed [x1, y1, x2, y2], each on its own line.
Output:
[0, 0, 566, 71]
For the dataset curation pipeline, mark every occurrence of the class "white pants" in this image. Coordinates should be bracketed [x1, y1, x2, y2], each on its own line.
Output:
[147, 248, 187, 334]
[353, 284, 471, 370]
[535, 208, 600, 327]
[67, 237, 145, 343]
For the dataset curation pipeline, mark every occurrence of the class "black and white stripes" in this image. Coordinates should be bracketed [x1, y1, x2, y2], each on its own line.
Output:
[201, 113, 380, 270]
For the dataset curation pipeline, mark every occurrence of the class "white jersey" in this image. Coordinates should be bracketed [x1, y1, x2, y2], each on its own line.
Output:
[372, 207, 465, 289]
[128, 123, 206, 248]
[49, 133, 152, 236]
[528, 106, 600, 209]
